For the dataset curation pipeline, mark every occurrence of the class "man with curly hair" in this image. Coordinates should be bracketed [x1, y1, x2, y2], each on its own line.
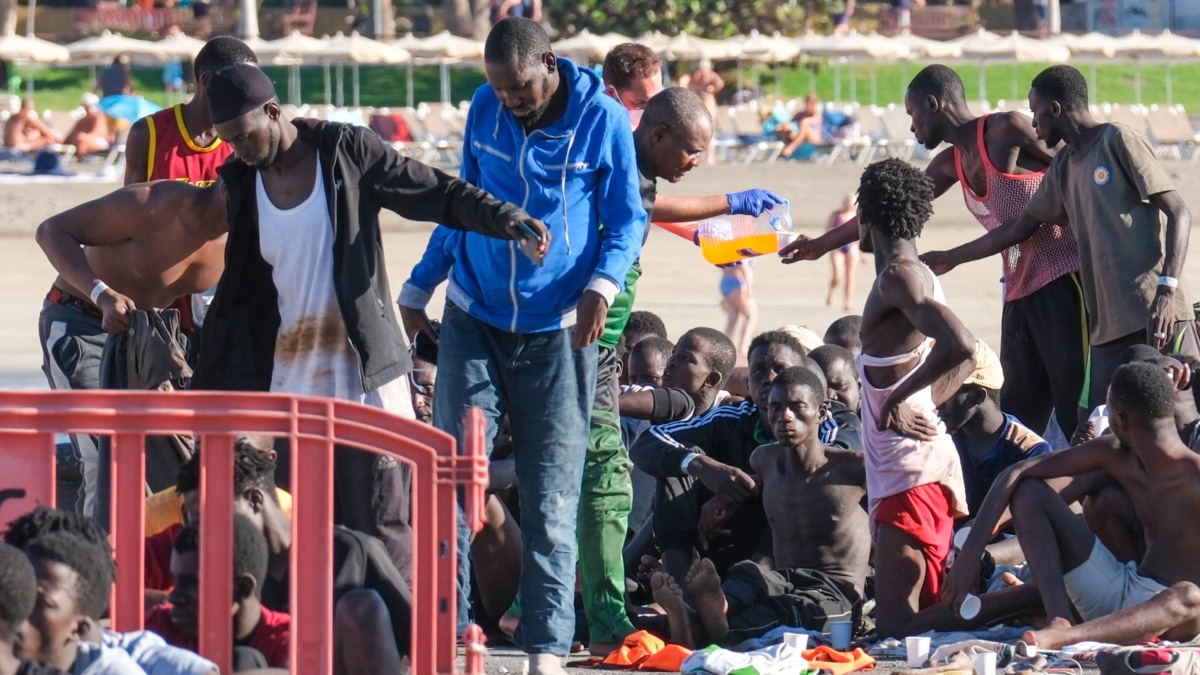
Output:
[855, 158, 975, 638]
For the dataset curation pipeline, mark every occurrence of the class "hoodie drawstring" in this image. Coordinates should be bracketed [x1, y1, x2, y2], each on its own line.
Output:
[560, 130, 576, 255]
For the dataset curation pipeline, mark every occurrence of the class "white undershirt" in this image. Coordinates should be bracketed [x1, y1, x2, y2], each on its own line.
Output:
[255, 158, 409, 415]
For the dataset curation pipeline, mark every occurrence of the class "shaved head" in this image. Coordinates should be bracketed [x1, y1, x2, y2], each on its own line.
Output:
[640, 87, 711, 132]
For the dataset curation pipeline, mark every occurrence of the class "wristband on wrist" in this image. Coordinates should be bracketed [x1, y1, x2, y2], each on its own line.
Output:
[680, 452, 700, 474]
[1159, 276, 1179, 289]
[89, 281, 110, 304]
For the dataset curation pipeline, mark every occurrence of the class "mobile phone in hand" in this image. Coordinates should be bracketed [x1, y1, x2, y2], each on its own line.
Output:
[516, 221, 545, 267]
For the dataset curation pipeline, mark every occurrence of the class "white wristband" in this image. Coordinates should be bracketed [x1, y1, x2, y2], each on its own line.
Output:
[680, 453, 700, 474]
[1159, 275, 1179, 289]
[89, 281, 110, 304]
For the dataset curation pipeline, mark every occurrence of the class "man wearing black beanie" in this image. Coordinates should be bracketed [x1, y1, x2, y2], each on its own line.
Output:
[190, 63, 547, 589]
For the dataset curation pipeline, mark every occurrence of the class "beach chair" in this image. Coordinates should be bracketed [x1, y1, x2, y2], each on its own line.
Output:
[853, 106, 896, 165]
[710, 105, 744, 164]
[1090, 103, 1111, 124]
[1145, 105, 1200, 161]
[821, 104, 873, 165]
[1109, 104, 1151, 138]
[727, 105, 785, 164]
[417, 103, 465, 166]
[878, 104, 917, 161]
[392, 107, 438, 163]
[102, 128, 128, 170]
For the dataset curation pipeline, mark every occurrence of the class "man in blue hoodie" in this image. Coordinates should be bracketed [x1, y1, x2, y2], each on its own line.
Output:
[431, 18, 647, 675]
[400, 86, 785, 658]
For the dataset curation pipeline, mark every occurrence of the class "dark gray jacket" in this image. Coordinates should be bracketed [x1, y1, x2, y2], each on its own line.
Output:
[193, 118, 527, 392]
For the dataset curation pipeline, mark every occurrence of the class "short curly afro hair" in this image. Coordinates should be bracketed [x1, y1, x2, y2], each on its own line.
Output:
[1109, 362, 1174, 422]
[857, 158, 935, 242]
[0, 543, 35, 640]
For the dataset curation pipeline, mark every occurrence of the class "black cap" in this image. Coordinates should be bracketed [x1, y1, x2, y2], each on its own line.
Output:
[206, 63, 277, 125]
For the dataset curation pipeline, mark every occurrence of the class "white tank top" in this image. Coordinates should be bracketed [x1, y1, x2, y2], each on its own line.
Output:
[255, 158, 410, 415]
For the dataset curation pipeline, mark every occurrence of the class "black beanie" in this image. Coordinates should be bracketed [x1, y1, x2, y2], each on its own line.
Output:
[207, 63, 277, 125]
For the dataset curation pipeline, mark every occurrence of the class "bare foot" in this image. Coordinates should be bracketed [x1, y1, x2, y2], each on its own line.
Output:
[651, 571, 693, 647]
[1022, 617, 1073, 651]
[498, 610, 519, 637]
[685, 558, 729, 644]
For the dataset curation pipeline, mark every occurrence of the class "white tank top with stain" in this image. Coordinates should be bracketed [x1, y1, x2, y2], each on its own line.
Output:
[256, 158, 410, 415]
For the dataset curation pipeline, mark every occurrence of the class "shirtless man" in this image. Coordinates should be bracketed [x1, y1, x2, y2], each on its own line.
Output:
[35, 180, 226, 515]
[36, 180, 228, 335]
[4, 99, 60, 154]
[854, 158, 974, 638]
[65, 94, 111, 158]
[946, 362, 1200, 649]
[784, 65, 1085, 439]
[651, 366, 870, 646]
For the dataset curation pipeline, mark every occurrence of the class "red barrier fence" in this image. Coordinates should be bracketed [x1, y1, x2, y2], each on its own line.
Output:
[0, 391, 488, 675]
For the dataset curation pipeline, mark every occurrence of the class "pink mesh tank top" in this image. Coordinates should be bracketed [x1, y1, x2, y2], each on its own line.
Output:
[954, 114, 1080, 301]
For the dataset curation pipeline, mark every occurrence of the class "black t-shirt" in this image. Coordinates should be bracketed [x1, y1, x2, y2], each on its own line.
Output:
[638, 161, 658, 220]
[16, 661, 67, 675]
[262, 526, 412, 654]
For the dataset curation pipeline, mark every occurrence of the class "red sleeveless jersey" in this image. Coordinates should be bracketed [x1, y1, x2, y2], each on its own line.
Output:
[143, 104, 232, 334]
[144, 104, 232, 186]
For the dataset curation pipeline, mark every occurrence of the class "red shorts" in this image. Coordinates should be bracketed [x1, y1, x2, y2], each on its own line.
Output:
[873, 483, 955, 608]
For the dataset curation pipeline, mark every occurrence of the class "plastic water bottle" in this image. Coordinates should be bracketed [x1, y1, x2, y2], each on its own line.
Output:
[696, 201, 793, 266]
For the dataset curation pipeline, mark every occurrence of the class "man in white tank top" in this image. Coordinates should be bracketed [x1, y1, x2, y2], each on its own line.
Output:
[854, 159, 974, 639]
[193, 64, 548, 619]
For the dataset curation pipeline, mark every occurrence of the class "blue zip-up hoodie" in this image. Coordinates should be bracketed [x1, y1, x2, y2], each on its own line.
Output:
[435, 57, 647, 334]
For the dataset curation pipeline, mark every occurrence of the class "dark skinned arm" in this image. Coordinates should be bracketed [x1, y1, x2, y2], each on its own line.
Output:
[780, 152, 959, 262]
[922, 210, 1044, 275]
[1148, 190, 1191, 349]
[652, 194, 732, 222]
[877, 263, 976, 427]
[923, 118, 1057, 274]
[943, 435, 1122, 614]
[122, 118, 150, 185]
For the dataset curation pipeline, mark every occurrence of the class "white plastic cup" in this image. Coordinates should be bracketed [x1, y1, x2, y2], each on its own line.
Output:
[828, 619, 853, 650]
[784, 632, 809, 650]
[960, 593, 982, 620]
[953, 526, 972, 550]
[777, 231, 800, 248]
[972, 651, 997, 675]
[906, 636, 931, 668]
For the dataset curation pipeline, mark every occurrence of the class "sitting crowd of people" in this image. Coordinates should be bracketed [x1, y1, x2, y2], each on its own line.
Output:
[4, 16, 1200, 675]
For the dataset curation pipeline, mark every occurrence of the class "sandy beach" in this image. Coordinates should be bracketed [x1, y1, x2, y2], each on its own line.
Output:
[7, 158, 1200, 391]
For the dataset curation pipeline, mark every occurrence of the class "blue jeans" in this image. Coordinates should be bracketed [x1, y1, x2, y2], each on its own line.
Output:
[434, 302, 597, 655]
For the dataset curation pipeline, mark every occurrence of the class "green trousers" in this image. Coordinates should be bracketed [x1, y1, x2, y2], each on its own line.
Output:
[577, 345, 636, 643]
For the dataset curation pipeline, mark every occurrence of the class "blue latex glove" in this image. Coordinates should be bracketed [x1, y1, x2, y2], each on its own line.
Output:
[726, 189, 786, 217]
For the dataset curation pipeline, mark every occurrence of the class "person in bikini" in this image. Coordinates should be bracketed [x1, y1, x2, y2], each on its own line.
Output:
[825, 193, 862, 311]
[783, 65, 1086, 440]
[854, 158, 975, 639]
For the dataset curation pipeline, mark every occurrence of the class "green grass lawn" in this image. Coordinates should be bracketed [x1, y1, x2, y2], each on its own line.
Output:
[12, 60, 1200, 113]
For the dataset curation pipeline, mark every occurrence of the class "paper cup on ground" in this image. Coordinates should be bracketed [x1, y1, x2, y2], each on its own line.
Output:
[828, 620, 853, 650]
[953, 526, 971, 550]
[906, 636, 931, 667]
[972, 651, 997, 675]
[783, 633, 809, 650]
[960, 593, 982, 620]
